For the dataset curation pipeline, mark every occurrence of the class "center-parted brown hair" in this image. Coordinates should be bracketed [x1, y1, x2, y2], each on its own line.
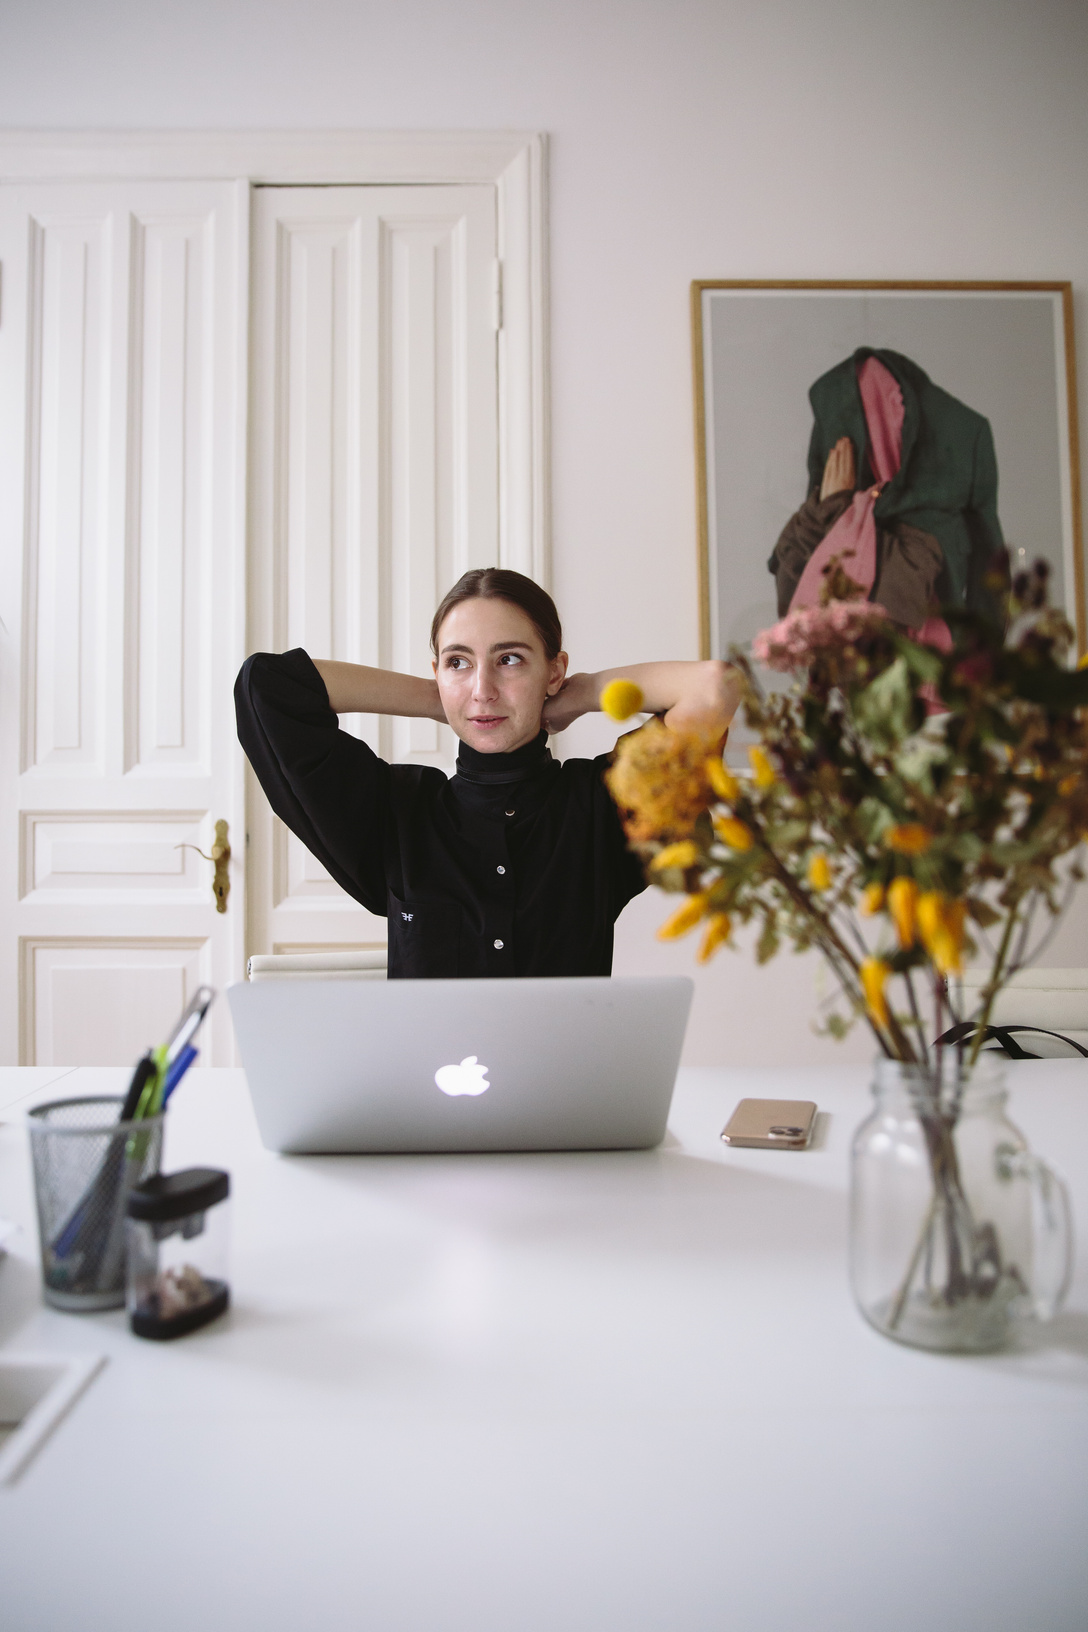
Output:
[430, 569, 563, 662]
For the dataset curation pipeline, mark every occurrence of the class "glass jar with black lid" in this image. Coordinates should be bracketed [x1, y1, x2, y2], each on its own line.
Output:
[125, 1169, 230, 1340]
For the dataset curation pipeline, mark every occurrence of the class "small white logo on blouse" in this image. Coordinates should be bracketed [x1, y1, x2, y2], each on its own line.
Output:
[402, 911, 414, 921]
[434, 1056, 490, 1096]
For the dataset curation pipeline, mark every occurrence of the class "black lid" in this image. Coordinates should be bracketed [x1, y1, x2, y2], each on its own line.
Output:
[127, 1168, 230, 1223]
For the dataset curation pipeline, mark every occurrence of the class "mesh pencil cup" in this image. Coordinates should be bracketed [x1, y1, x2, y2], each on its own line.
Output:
[28, 1098, 165, 1312]
[126, 1169, 231, 1340]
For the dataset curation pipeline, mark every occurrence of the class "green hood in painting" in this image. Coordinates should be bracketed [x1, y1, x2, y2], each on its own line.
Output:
[805, 347, 1004, 615]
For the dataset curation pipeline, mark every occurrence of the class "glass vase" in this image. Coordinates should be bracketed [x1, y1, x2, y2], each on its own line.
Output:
[850, 1054, 1073, 1353]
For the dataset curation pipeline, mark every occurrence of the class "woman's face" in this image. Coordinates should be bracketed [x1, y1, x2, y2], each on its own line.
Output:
[433, 597, 567, 754]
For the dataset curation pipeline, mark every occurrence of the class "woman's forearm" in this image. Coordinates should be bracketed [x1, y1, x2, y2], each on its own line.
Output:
[312, 660, 446, 722]
[547, 660, 740, 739]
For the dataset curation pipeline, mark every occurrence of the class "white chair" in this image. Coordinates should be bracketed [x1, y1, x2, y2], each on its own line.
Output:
[959, 968, 1088, 1055]
[246, 950, 387, 981]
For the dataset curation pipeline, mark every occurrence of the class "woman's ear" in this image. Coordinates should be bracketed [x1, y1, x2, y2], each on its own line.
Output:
[546, 651, 569, 696]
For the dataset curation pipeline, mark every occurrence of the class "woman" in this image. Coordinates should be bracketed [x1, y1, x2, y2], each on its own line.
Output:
[235, 568, 738, 978]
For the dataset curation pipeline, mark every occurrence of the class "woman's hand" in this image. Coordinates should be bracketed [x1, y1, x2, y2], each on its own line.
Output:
[820, 436, 856, 501]
[541, 673, 596, 735]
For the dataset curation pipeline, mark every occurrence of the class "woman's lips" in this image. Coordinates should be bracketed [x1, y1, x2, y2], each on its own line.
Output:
[469, 715, 506, 728]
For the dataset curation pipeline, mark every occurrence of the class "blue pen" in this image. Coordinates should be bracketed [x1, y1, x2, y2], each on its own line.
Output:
[162, 1044, 199, 1105]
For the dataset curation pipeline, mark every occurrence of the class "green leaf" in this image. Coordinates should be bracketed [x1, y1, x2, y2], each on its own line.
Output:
[854, 656, 915, 744]
[756, 917, 780, 964]
[894, 635, 945, 684]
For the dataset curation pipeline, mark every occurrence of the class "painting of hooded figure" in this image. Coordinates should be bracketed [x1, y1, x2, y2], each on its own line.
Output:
[768, 348, 1006, 630]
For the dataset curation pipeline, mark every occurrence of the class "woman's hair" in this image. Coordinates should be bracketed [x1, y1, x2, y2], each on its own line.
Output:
[430, 569, 563, 661]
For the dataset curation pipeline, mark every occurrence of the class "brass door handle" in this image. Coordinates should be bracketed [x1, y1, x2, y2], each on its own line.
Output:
[176, 819, 231, 913]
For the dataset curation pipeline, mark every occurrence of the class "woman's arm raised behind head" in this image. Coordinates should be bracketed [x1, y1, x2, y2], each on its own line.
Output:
[542, 659, 740, 743]
[312, 659, 447, 723]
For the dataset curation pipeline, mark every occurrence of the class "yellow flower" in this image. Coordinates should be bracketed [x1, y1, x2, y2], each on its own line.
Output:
[860, 881, 885, 916]
[605, 718, 715, 843]
[935, 899, 966, 974]
[1078, 652, 1088, 670]
[915, 891, 946, 952]
[705, 756, 739, 803]
[713, 816, 754, 851]
[916, 892, 966, 974]
[885, 823, 933, 856]
[657, 893, 709, 941]
[1058, 773, 1080, 798]
[860, 958, 891, 1028]
[807, 853, 832, 891]
[696, 912, 732, 963]
[887, 876, 919, 948]
[650, 840, 701, 872]
[600, 678, 645, 721]
[748, 746, 776, 789]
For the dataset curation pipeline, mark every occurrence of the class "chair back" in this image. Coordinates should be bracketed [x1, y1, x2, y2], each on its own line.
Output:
[247, 950, 387, 981]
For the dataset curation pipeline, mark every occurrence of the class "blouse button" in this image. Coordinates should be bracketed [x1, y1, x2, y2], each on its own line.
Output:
[496, 865, 506, 875]
[505, 809, 515, 817]
[493, 938, 505, 949]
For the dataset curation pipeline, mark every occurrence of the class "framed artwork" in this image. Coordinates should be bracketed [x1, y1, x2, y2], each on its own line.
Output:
[692, 282, 1084, 672]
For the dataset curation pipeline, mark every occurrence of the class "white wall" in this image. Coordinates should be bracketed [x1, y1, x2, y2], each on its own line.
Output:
[3, 0, 1086, 1064]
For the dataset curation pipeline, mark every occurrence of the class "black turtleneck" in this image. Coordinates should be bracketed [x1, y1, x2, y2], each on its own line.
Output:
[235, 648, 646, 978]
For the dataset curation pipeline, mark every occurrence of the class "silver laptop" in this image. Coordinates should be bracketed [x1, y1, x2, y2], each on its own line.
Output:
[227, 976, 693, 1154]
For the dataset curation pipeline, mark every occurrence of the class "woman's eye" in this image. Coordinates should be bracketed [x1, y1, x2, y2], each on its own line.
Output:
[498, 652, 523, 666]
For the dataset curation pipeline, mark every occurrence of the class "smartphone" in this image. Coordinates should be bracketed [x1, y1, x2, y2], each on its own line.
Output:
[720, 1098, 817, 1149]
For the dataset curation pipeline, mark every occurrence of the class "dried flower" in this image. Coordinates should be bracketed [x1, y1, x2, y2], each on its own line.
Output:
[807, 853, 832, 891]
[606, 720, 712, 842]
[657, 893, 709, 941]
[751, 600, 889, 671]
[607, 558, 1088, 1067]
[860, 882, 885, 915]
[706, 757, 739, 802]
[650, 840, 701, 872]
[714, 816, 754, 851]
[885, 824, 933, 856]
[697, 912, 732, 963]
[600, 679, 645, 721]
[860, 958, 891, 1028]
[887, 877, 919, 948]
[748, 746, 776, 789]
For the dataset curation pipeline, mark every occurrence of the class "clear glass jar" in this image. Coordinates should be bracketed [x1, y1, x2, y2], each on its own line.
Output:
[125, 1168, 231, 1340]
[850, 1055, 1073, 1353]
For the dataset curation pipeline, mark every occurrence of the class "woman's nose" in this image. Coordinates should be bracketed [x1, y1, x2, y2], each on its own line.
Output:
[472, 666, 498, 701]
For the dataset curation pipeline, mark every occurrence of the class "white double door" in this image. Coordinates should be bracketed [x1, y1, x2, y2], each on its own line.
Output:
[0, 179, 501, 1063]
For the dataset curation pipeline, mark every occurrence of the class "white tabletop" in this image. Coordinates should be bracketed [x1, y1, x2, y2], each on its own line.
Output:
[1, 1061, 1086, 1632]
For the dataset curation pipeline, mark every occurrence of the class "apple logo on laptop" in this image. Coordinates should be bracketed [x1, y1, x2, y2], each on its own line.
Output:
[434, 1056, 491, 1097]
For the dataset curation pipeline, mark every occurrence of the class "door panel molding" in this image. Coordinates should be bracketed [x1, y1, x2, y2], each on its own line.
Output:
[0, 131, 549, 585]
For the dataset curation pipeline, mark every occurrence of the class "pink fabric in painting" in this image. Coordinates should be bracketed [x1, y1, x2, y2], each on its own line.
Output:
[789, 356, 904, 611]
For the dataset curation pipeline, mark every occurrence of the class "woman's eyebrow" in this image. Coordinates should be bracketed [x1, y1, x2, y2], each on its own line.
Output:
[439, 640, 534, 656]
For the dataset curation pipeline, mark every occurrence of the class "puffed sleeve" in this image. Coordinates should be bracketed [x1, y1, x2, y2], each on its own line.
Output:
[966, 418, 1007, 623]
[234, 648, 390, 914]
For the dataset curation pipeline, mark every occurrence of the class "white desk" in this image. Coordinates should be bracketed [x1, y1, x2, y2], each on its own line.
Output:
[1, 1062, 1086, 1632]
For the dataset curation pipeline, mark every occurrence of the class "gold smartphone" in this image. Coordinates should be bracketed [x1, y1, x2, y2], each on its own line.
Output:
[720, 1098, 817, 1150]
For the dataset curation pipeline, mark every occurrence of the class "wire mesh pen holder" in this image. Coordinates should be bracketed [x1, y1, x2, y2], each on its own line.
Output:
[28, 1098, 165, 1312]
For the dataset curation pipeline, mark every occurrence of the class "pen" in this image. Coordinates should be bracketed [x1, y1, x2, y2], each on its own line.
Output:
[162, 1045, 199, 1105]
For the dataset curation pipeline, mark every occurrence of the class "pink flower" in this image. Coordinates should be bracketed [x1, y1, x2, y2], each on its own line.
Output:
[752, 602, 890, 671]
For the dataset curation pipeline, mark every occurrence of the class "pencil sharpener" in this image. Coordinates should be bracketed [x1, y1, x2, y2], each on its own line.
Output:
[125, 1169, 231, 1340]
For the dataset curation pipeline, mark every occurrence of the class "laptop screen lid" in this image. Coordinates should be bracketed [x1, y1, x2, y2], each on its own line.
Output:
[227, 976, 693, 1154]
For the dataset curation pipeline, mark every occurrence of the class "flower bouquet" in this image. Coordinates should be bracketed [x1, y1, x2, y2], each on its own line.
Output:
[604, 558, 1087, 1350]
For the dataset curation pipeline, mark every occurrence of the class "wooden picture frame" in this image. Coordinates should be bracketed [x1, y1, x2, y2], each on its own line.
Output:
[692, 281, 1084, 660]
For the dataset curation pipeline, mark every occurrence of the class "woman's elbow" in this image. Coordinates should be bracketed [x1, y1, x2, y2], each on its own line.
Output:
[701, 660, 741, 726]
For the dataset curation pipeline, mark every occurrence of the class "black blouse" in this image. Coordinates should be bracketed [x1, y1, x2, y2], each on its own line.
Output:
[235, 649, 646, 978]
